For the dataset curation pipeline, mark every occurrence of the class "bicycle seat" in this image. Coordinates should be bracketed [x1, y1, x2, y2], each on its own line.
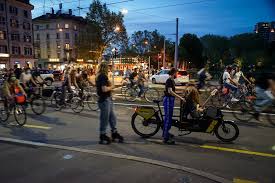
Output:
[153, 99, 161, 103]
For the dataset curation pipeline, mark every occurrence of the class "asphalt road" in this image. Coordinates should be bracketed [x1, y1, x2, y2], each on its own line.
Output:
[0, 102, 275, 183]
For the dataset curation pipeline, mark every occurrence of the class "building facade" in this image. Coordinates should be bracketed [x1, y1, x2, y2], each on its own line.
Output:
[255, 21, 275, 42]
[0, 0, 34, 69]
[33, 10, 86, 70]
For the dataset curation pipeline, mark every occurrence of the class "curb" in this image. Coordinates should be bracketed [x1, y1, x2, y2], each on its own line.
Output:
[0, 137, 231, 183]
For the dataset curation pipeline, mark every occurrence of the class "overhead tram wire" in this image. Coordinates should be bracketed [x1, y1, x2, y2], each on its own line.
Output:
[128, 0, 217, 12]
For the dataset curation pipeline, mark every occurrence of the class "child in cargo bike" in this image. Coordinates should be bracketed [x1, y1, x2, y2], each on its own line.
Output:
[182, 85, 204, 119]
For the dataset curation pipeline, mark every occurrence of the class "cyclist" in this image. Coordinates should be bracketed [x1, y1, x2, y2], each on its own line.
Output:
[60, 67, 79, 104]
[129, 68, 138, 87]
[253, 73, 275, 120]
[137, 67, 146, 99]
[231, 65, 251, 85]
[163, 68, 185, 145]
[222, 65, 240, 103]
[197, 65, 211, 90]
[20, 68, 38, 96]
[2, 74, 27, 108]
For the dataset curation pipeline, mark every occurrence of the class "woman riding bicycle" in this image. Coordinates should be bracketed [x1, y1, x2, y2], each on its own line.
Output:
[163, 68, 185, 145]
[2, 74, 27, 108]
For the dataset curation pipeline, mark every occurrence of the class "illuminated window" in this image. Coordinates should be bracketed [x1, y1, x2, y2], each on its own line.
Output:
[24, 35, 31, 43]
[10, 19, 19, 28]
[57, 23, 60, 28]
[65, 24, 69, 29]
[74, 25, 77, 30]
[65, 43, 70, 49]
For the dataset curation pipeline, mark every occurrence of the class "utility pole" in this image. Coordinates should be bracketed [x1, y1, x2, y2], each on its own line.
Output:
[148, 56, 150, 79]
[174, 18, 179, 69]
[163, 38, 166, 68]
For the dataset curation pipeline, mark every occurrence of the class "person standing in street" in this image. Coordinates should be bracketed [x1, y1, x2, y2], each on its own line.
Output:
[163, 68, 185, 144]
[96, 62, 124, 144]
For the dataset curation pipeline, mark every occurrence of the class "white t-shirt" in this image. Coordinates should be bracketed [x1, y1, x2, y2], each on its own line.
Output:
[20, 72, 32, 84]
[222, 71, 231, 84]
[232, 71, 243, 83]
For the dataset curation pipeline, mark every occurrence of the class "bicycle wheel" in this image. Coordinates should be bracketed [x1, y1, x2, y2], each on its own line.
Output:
[30, 96, 46, 115]
[125, 88, 138, 102]
[232, 105, 254, 122]
[214, 120, 239, 142]
[71, 97, 84, 113]
[87, 94, 98, 111]
[131, 113, 161, 138]
[14, 105, 26, 126]
[265, 106, 275, 126]
[144, 88, 160, 103]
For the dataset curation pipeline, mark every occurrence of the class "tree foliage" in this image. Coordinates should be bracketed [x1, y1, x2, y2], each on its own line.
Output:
[78, 0, 128, 60]
[179, 33, 204, 68]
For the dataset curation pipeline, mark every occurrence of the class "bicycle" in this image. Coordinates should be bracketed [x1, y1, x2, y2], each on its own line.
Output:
[131, 90, 239, 143]
[232, 98, 275, 126]
[53, 87, 83, 113]
[71, 86, 99, 113]
[26, 86, 46, 115]
[125, 84, 160, 102]
[0, 98, 27, 126]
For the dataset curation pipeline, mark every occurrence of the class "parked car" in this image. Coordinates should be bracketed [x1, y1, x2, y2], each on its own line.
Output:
[150, 69, 190, 85]
[32, 69, 54, 86]
[51, 70, 63, 81]
[114, 70, 124, 76]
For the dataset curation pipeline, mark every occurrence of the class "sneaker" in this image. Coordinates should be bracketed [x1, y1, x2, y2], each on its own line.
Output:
[231, 97, 239, 102]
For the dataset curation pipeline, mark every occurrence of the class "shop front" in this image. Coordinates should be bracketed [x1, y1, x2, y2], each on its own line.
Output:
[0, 53, 9, 69]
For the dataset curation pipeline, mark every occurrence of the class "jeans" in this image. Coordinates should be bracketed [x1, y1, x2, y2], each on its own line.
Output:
[197, 78, 205, 89]
[163, 96, 175, 140]
[138, 84, 144, 97]
[98, 97, 117, 135]
[254, 87, 274, 112]
[223, 82, 239, 101]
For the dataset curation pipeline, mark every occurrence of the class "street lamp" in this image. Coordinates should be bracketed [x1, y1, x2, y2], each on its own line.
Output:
[121, 8, 128, 15]
[114, 26, 121, 32]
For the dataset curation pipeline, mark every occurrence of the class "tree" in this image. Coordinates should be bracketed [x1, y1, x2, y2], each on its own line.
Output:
[179, 34, 204, 68]
[200, 35, 230, 65]
[126, 29, 175, 68]
[78, 0, 128, 61]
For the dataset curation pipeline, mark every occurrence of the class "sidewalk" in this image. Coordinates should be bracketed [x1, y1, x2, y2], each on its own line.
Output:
[0, 142, 216, 183]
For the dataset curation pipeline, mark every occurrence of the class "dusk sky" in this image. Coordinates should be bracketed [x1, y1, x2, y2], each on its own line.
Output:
[31, 0, 275, 40]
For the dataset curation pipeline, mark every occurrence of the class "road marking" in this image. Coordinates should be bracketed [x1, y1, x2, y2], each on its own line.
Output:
[201, 145, 275, 158]
[0, 137, 231, 183]
[233, 178, 258, 183]
[24, 124, 52, 130]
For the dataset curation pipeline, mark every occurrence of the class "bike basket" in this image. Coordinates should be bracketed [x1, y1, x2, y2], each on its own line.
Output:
[205, 106, 220, 119]
[136, 107, 155, 120]
[15, 94, 26, 104]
